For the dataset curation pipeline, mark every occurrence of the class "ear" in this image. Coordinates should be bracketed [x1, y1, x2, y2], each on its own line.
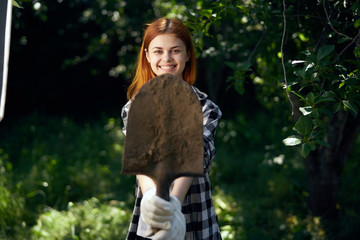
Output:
[145, 49, 150, 63]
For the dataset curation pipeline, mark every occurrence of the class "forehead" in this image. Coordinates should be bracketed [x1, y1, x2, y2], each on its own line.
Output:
[148, 34, 186, 49]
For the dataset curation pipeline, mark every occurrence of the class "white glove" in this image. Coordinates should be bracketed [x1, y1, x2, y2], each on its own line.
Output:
[140, 188, 174, 230]
[140, 188, 186, 240]
[152, 195, 186, 240]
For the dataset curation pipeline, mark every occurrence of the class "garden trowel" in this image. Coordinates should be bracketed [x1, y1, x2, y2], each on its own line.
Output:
[122, 73, 204, 201]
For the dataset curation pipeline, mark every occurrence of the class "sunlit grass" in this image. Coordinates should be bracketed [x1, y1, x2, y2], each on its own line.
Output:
[1, 114, 359, 239]
[212, 117, 327, 239]
[31, 197, 131, 240]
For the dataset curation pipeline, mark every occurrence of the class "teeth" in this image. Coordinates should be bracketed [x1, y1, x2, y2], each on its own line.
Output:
[160, 65, 175, 70]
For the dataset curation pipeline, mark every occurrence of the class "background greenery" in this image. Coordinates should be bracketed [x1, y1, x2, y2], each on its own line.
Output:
[1, 0, 359, 239]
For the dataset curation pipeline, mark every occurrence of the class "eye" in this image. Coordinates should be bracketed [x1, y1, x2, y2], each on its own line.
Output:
[172, 49, 181, 53]
[153, 50, 162, 54]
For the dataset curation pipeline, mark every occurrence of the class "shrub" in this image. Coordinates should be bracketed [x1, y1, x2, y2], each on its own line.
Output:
[31, 197, 131, 240]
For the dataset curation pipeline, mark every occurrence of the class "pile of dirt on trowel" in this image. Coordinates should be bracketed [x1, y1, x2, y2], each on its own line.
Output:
[122, 73, 204, 181]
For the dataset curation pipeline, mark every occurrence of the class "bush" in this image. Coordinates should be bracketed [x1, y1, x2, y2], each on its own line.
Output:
[0, 115, 135, 239]
[0, 152, 28, 239]
[1, 113, 359, 239]
[31, 197, 131, 240]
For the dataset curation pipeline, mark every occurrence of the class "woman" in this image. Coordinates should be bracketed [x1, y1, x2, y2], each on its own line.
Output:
[121, 17, 222, 240]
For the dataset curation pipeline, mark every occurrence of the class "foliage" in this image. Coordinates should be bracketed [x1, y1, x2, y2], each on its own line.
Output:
[1, 113, 360, 239]
[4, 0, 360, 239]
[281, 1, 359, 157]
[212, 115, 313, 239]
[0, 153, 27, 239]
[31, 198, 130, 240]
[0, 115, 134, 239]
[168, 0, 360, 158]
[213, 114, 360, 239]
[177, 0, 360, 230]
[284, 42, 359, 157]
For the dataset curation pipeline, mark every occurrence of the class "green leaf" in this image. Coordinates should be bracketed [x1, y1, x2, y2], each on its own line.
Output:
[316, 92, 337, 104]
[355, 46, 360, 58]
[291, 91, 306, 102]
[204, 22, 212, 35]
[318, 107, 332, 117]
[238, 62, 251, 71]
[300, 143, 311, 158]
[322, 91, 337, 98]
[310, 131, 320, 139]
[311, 108, 319, 119]
[334, 102, 342, 113]
[343, 100, 359, 117]
[304, 62, 314, 72]
[317, 45, 335, 61]
[299, 106, 312, 116]
[335, 64, 348, 72]
[283, 135, 302, 146]
[199, 9, 213, 18]
[12, 0, 23, 8]
[225, 61, 237, 69]
[338, 36, 351, 43]
[355, 18, 360, 28]
[309, 142, 316, 151]
[226, 76, 235, 83]
[294, 69, 304, 78]
[316, 97, 336, 104]
[294, 115, 313, 136]
[307, 52, 317, 64]
[313, 119, 325, 129]
[234, 82, 245, 95]
[306, 92, 316, 105]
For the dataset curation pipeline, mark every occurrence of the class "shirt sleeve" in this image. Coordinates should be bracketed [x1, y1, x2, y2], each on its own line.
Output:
[121, 100, 131, 135]
[193, 87, 222, 173]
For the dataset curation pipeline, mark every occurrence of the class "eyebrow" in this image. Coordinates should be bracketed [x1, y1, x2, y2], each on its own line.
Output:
[151, 46, 181, 50]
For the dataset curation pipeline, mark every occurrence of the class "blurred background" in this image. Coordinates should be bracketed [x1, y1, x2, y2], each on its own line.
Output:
[1, 0, 359, 239]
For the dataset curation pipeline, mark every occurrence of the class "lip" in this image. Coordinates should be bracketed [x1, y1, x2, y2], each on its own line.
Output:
[159, 65, 177, 70]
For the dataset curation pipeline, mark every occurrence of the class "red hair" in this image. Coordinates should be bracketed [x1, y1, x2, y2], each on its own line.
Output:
[126, 18, 197, 100]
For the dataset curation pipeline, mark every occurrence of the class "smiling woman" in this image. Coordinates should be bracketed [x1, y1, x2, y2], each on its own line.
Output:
[145, 34, 190, 79]
[126, 18, 196, 100]
[122, 17, 222, 240]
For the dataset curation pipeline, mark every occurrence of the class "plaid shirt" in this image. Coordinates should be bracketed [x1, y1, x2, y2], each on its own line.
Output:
[121, 86, 222, 240]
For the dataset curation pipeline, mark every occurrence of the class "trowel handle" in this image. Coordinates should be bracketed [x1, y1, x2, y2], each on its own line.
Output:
[152, 179, 171, 234]
[156, 184, 170, 201]
[155, 176, 171, 201]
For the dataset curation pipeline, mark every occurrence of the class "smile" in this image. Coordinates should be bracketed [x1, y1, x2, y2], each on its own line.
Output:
[159, 65, 176, 70]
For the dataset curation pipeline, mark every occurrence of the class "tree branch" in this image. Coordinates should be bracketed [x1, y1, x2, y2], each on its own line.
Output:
[334, 30, 360, 63]
[281, 0, 296, 116]
[323, 0, 352, 40]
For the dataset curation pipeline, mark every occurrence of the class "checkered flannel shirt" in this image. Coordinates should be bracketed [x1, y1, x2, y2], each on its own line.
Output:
[121, 86, 222, 240]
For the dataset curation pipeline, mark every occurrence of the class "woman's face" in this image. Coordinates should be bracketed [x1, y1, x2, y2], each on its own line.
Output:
[145, 34, 189, 79]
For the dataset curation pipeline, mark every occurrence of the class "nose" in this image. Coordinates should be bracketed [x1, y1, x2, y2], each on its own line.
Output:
[163, 51, 172, 61]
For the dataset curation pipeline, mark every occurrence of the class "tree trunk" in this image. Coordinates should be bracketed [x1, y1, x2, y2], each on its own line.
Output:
[304, 110, 360, 219]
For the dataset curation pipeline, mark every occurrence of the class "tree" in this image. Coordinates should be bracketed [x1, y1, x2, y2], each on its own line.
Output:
[176, 0, 360, 232]
[280, 0, 360, 223]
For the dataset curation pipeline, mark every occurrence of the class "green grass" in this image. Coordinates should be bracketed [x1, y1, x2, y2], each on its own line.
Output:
[0, 115, 134, 239]
[0, 114, 359, 239]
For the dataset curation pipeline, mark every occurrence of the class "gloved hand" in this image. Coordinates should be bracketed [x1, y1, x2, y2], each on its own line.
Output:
[152, 195, 186, 240]
[140, 187, 174, 230]
[140, 188, 186, 240]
